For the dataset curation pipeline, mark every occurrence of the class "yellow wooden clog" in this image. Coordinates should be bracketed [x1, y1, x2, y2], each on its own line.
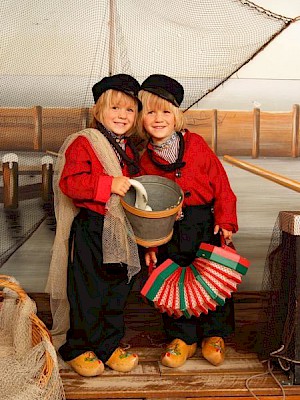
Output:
[161, 338, 197, 368]
[67, 351, 104, 377]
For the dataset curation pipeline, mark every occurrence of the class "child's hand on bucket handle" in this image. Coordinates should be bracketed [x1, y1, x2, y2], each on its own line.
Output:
[111, 176, 131, 197]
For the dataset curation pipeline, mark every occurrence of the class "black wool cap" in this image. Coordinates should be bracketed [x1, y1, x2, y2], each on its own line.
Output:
[140, 74, 184, 107]
[92, 74, 142, 110]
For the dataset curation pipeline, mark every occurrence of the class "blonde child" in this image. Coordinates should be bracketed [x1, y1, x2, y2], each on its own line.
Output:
[138, 74, 238, 368]
[47, 74, 142, 376]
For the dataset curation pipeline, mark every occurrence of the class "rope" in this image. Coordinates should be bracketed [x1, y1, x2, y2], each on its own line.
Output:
[246, 359, 286, 400]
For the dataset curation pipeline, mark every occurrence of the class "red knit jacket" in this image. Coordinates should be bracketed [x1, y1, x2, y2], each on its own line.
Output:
[59, 135, 136, 215]
[140, 130, 238, 233]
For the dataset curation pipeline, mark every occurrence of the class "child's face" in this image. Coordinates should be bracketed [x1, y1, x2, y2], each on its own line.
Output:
[143, 108, 175, 145]
[102, 96, 136, 135]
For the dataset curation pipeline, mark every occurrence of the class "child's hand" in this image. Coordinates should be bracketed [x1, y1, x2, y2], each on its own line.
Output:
[176, 206, 184, 221]
[145, 250, 157, 267]
[222, 228, 232, 242]
[214, 224, 233, 242]
[111, 176, 131, 196]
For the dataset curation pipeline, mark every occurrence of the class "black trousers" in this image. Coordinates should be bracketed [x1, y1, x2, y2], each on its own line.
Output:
[157, 204, 235, 345]
[59, 208, 135, 363]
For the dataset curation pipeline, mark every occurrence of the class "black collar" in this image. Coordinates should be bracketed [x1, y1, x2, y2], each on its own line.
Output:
[96, 122, 140, 175]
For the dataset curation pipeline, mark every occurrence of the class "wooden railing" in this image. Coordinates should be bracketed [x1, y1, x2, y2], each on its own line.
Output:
[223, 155, 300, 192]
[0, 104, 299, 157]
[0, 106, 90, 153]
[185, 104, 299, 158]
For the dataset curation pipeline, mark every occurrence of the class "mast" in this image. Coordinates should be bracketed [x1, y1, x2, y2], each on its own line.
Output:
[108, 0, 116, 76]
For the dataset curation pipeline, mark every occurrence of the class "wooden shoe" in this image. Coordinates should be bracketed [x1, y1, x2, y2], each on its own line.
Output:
[161, 338, 197, 368]
[105, 347, 139, 372]
[201, 336, 225, 366]
[67, 351, 104, 377]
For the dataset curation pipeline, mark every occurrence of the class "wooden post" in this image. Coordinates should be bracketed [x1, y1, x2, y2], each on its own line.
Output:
[2, 153, 18, 209]
[252, 107, 260, 159]
[81, 107, 90, 129]
[41, 156, 53, 203]
[292, 104, 299, 158]
[211, 109, 218, 155]
[33, 105, 42, 151]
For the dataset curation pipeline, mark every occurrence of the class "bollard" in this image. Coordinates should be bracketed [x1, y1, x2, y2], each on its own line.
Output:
[41, 156, 53, 203]
[252, 107, 260, 159]
[2, 153, 19, 209]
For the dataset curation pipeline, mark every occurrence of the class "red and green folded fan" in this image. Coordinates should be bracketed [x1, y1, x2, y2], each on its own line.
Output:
[141, 241, 250, 318]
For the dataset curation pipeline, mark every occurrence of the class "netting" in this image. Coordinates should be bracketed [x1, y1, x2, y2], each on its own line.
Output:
[0, 0, 296, 269]
[260, 211, 300, 374]
[1, 0, 294, 109]
[0, 275, 65, 400]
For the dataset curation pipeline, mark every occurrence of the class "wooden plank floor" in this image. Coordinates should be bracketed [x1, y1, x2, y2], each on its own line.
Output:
[56, 301, 296, 400]
[25, 288, 297, 399]
[58, 325, 299, 400]
[60, 346, 291, 400]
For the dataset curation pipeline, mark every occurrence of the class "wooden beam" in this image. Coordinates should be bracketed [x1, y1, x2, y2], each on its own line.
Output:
[46, 150, 59, 157]
[0, 108, 33, 117]
[2, 159, 18, 208]
[33, 105, 42, 151]
[223, 155, 300, 193]
[211, 108, 218, 154]
[81, 107, 90, 129]
[252, 107, 260, 158]
[292, 103, 299, 158]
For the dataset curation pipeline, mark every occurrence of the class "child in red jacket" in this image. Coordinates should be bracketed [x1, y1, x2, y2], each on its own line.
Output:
[138, 74, 238, 368]
[46, 74, 142, 377]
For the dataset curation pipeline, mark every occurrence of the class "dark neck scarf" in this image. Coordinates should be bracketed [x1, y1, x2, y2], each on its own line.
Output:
[96, 122, 140, 175]
[147, 131, 186, 172]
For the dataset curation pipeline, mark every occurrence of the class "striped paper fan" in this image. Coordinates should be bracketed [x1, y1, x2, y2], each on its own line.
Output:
[141, 241, 250, 318]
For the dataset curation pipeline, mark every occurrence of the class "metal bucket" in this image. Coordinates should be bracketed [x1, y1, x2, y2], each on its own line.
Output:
[120, 175, 183, 247]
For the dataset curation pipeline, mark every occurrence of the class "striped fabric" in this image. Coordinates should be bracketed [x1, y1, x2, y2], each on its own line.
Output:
[151, 132, 180, 164]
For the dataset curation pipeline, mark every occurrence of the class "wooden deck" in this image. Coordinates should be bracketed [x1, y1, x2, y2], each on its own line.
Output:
[56, 292, 298, 400]
[60, 347, 292, 400]
[27, 288, 298, 400]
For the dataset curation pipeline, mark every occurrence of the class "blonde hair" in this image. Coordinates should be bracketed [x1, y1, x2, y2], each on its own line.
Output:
[91, 89, 139, 135]
[137, 90, 185, 139]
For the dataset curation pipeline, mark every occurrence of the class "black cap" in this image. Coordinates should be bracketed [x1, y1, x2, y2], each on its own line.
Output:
[92, 74, 142, 110]
[140, 74, 184, 107]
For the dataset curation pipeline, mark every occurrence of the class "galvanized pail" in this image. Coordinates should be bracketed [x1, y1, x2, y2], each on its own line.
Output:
[121, 175, 184, 247]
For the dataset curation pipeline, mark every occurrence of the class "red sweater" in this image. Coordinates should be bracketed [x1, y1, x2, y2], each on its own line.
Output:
[140, 130, 238, 233]
[59, 135, 136, 215]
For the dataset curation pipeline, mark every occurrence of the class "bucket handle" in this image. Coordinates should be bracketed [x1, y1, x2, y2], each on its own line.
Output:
[129, 179, 152, 211]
